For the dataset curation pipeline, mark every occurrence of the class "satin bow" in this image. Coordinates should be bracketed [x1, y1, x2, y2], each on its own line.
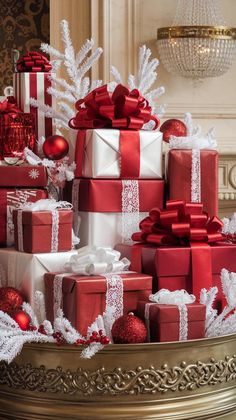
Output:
[132, 200, 223, 245]
[19, 199, 73, 212]
[0, 99, 21, 115]
[69, 84, 160, 130]
[16, 51, 52, 72]
[149, 289, 196, 305]
[65, 246, 130, 276]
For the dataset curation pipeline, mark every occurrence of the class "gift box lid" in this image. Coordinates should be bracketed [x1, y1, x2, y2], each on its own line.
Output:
[0, 165, 47, 187]
[141, 243, 236, 276]
[77, 179, 164, 212]
[46, 272, 152, 294]
[139, 301, 206, 323]
[12, 209, 73, 226]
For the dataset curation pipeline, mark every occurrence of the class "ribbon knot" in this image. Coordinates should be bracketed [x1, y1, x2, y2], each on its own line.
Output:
[69, 84, 160, 130]
[16, 52, 52, 73]
[132, 200, 223, 245]
[65, 246, 130, 276]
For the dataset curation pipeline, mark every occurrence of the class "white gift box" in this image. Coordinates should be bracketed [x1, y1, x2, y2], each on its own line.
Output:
[0, 248, 77, 305]
[78, 211, 148, 248]
[13, 72, 54, 140]
[75, 129, 163, 178]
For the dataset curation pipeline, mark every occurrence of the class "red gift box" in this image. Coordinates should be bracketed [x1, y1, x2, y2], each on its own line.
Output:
[167, 149, 218, 216]
[44, 272, 152, 336]
[137, 301, 206, 342]
[115, 242, 236, 309]
[72, 179, 164, 212]
[0, 165, 47, 187]
[13, 72, 54, 140]
[0, 188, 47, 246]
[13, 209, 73, 253]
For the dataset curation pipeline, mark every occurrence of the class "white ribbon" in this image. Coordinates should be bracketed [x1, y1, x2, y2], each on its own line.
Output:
[146, 289, 196, 341]
[16, 199, 73, 252]
[168, 112, 217, 204]
[65, 246, 130, 276]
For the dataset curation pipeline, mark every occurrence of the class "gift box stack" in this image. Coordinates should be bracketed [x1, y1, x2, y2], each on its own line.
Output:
[67, 84, 165, 248]
[1, 46, 236, 352]
[0, 52, 78, 306]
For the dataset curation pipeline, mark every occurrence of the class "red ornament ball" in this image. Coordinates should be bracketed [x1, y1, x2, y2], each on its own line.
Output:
[160, 119, 187, 143]
[0, 287, 24, 313]
[112, 313, 147, 344]
[43, 135, 69, 160]
[11, 310, 31, 331]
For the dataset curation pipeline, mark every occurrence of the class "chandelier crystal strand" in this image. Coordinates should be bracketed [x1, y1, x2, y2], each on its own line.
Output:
[157, 0, 236, 79]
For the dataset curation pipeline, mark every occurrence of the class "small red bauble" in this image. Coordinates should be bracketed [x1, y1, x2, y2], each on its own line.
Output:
[43, 135, 69, 160]
[160, 119, 187, 143]
[112, 313, 147, 344]
[0, 287, 24, 313]
[11, 310, 31, 331]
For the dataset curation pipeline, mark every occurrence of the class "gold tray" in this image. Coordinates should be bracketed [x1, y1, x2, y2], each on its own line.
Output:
[1, 334, 236, 420]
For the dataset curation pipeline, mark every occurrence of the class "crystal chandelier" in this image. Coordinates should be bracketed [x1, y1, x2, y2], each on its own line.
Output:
[157, 0, 236, 79]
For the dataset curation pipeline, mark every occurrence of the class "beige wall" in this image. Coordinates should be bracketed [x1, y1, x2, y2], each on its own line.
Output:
[50, 0, 236, 215]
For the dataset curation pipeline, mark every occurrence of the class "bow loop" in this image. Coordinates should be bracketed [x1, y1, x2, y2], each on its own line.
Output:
[132, 200, 223, 245]
[16, 51, 52, 73]
[69, 83, 160, 131]
[0, 99, 21, 115]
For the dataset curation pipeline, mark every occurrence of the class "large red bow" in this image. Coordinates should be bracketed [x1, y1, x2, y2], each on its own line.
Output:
[69, 84, 160, 130]
[132, 200, 223, 245]
[16, 52, 52, 73]
[0, 99, 21, 115]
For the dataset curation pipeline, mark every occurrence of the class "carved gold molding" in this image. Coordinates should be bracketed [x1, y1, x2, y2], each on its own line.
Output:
[1, 354, 236, 396]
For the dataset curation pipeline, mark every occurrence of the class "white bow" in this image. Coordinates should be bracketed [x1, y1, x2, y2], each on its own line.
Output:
[149, 289, 196, 305]
[65, 246, 130, 276]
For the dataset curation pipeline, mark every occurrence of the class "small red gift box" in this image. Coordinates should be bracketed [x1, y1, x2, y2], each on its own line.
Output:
[0, 165, 47, 187]
[44, 272, 152, 336]
[137, 301, 206, 342]
[167, 149, 218, 217]
[13, 209, 73, 253]
[0, 188, 47, 246]
[115, 243, 236, 309]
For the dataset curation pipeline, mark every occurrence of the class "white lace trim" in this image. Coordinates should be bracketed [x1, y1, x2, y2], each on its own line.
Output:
[104, 273, 124, 338]
[191, 149, 201, 203]
[121, 180, 140, 243]
[17, 210, 24, 252]
[51, 210, 59, 252]
[178, 304, 188, 341]
[53, 273, 65, 319]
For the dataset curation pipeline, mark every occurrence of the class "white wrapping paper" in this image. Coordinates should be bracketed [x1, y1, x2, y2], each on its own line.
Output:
[0, 248, 77, 305]
[78, 211, 148, 248]
[77, 129, 163, 178]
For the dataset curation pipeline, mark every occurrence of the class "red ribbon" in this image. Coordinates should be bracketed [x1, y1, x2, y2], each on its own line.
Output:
[0, 99, 21, 115]
[132, 200, 223, 245]
[69, 84, 160, 130]
[16, 52, 52, 73]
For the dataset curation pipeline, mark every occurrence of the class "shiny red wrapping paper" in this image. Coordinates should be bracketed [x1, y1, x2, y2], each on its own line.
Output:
[73, 179, 164, 212]
[137, 301, 206, 342]
[44, 272, 152, 336]
[167, 150, 218, 216]
[0, 113, 36, 158]
[0, 165, 47, 187]
[0, 188, 47, 246]
[115, 243, 236, 309]
[13, 209, 73, 253]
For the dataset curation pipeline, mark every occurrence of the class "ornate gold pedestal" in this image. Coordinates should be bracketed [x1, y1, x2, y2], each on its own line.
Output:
[1, 335, 236, 419]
